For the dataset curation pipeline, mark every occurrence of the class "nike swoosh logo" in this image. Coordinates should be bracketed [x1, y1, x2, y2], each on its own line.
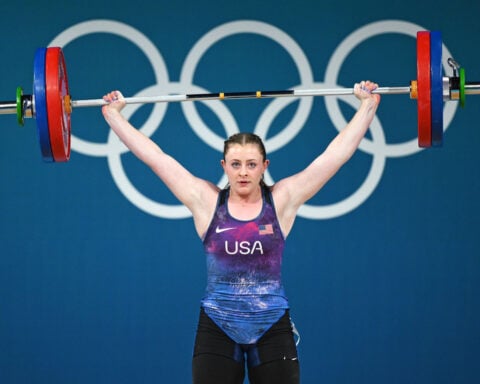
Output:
[215, 226, 236, 233]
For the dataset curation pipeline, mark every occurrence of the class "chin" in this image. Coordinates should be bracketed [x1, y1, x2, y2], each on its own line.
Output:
[236, 182, 257, 193]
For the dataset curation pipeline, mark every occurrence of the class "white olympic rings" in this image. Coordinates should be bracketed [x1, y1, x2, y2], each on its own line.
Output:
[49, 19, 457, 220]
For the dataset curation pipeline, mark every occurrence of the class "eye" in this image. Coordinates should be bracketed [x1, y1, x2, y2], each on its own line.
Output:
[231, 161, 241, 168]
[247, 162, 257, 169]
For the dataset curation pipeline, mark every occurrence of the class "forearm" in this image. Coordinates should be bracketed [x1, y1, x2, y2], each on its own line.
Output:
[103, 108, 164, 167]
[279, 82, 380, 207]
[325, 97, 378, 163]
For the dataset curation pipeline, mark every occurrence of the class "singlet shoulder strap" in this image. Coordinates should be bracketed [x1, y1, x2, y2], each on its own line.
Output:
[262, 183, 272, 206]
[219, 188, 229, 206]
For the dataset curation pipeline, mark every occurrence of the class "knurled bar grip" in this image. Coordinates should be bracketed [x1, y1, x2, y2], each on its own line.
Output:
[70, 86, 412, 108]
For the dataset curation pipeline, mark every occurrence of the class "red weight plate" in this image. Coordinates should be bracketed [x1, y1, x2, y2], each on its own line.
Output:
[45, 47, 71, 162]
[416, 31, 432, 148]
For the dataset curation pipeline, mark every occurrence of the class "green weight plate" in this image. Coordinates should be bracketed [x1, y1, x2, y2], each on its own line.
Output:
[459, 67, 465, 108]
[16, 87, 24, 126]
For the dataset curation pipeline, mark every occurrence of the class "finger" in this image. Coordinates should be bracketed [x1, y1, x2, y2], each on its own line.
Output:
[360, 83, 371, 94]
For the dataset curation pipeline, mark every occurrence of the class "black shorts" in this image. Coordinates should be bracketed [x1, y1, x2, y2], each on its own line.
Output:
[192, 308, 299, 384]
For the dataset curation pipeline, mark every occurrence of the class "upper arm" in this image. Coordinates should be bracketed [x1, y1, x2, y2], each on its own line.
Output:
[271, 148, 345, 236]
[148, 151, 220, 237]
[272, 103, 377, 234]
[104, 109, 219, 236]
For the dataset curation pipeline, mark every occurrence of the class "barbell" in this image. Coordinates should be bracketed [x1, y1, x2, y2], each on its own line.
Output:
[1, 30, 479, 162]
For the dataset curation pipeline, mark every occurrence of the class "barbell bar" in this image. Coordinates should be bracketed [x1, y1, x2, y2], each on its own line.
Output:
[1, 30, 480, 162]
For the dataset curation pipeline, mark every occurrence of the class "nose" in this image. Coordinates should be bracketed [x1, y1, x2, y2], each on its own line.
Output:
[240, 165, 248, 176]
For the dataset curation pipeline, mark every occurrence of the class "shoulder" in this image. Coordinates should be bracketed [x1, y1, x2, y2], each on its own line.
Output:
[268, 181, 299, 237]
[191, 182, 221, 238]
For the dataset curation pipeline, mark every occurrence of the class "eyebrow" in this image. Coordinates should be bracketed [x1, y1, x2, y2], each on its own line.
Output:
[228, 158, 258, 162]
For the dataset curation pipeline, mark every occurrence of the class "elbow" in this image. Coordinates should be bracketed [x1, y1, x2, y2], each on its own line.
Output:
[325, 140, 357, 166]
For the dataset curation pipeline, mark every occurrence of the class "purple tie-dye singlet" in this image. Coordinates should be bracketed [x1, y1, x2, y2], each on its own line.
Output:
[201, 186, 289, 344]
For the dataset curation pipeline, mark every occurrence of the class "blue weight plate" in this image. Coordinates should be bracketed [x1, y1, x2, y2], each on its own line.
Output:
[33, 47, 54, 162]
[430, 31, 443, 147]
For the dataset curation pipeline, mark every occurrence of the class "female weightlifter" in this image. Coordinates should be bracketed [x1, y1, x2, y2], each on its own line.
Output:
[102, 80, 380, 384]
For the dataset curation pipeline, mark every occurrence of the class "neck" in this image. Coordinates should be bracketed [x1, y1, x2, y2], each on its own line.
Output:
[227, 186, 263, 220]
[229, 185, 262, 204]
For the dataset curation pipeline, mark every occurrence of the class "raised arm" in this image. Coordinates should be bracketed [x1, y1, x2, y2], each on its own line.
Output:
[101, 91, 219, 236]
[272, 81, 381, 235]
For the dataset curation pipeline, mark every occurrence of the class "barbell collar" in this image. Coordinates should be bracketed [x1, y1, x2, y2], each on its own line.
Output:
[0, 96, 33, 117]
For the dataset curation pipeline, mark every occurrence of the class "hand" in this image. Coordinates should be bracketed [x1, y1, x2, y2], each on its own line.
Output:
[354, 80, 381, 105]
[102, 90, 126, 114]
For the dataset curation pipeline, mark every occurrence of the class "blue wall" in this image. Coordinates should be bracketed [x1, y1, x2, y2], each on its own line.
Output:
[1, 1, 479, 383]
